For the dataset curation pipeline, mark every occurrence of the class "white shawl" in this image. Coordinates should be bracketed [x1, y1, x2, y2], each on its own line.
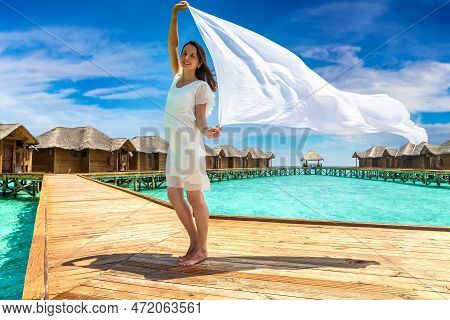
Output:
[188, 6, 427, 144]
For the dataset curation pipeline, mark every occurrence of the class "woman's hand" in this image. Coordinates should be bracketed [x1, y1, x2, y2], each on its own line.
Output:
[173, 1, 189, 15]
[202, 125, 222, 138]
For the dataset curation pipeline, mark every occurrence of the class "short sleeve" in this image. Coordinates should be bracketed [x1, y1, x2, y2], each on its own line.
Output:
[195, 82, 215, 117]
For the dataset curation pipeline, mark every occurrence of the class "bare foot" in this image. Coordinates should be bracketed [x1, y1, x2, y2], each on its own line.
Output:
[179, 249, 207, 267]
[178, 242, 197, 263]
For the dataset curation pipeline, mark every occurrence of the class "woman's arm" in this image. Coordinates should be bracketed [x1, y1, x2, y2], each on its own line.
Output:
[168, 1, 188, 76]
[195, 104, 221, 138]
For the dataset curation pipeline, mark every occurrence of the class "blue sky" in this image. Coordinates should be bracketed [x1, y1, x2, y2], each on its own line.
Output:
[0, 0, 449, 165]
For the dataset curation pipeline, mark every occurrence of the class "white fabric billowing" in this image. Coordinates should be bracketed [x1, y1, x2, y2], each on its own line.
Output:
[163, 73, 214, 191]
[188, 6, 428, 144]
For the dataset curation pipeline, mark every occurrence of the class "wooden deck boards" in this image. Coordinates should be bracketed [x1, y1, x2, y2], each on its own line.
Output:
[24, 174, 450, 300]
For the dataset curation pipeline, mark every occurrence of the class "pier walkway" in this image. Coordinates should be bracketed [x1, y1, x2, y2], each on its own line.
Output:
[23, 174, 450, 300]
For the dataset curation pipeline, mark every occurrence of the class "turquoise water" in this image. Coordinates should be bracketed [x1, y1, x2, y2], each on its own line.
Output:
[0, 195, 39, 300]
[140, 175, 450, 226]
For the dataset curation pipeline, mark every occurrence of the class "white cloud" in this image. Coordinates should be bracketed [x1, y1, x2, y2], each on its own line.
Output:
[0, 90, 166, 139]
[299, 45, 362, 66]
[295, 45, 450, 113]
[84, 85, 167, 100]
[0, 27, 171, 103]
[0, 26, 171, 138]
[0, 28, 169, 82]
[84, 86, 130, 97]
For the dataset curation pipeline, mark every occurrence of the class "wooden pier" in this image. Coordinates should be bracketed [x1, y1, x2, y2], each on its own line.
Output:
[83, 167, 450, 191]
[23, 174, 450, 300]
[1, 167, 448, 198]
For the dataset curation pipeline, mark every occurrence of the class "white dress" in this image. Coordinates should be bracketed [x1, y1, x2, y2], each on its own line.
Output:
[163, 72, 215, 191]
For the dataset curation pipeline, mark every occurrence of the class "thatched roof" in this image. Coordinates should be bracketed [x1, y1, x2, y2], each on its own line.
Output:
[241, 147, 275, 159]
[111, 138, 136, 152]
[213, 145, 242, 157]
[353, 147, 381, 159]
[357, 141, 450, 158]
[204, 145, 214, 156]
[421, 140, 450, 155]
[352, 151, 365, 158]
[382, 147, 399, 157]
[0, 123, 21, 140]
[353, 146, 386, 158]
[395, 142, 429, 156]
[438, 140, 450, 155]
[301, 149, 324, 161]
[206, 145, 273, 158]
[35, 126, 134, 152]
[394, 143, 414, 156]
[382, 142, 428, 157]
[242, 147, 266, 159]
[264, 151, 275, 159]
[130, 136, 168, 154]
[0, 123, 38, 144]
[420, 144, 440, 155]
[410, 142, 428, 156]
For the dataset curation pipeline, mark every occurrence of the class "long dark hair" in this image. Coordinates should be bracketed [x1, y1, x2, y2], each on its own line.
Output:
[181, 40, 217, 92]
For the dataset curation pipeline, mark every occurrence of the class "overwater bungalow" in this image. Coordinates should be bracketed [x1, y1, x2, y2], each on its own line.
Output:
[32, 126, 135, 173]
[242, 147, 264, 168]
[129, 136, 168, 171]
[354, 141, 450, 169]
[382, 147, 399, 168]
[352, 146, 386, 168]
[111, 138, 136, 171]
[241, 147, 274, 168]
[390, 142, 429, 169]
[213, 145, 243, 168]
[0, 123, 38, 174]
[301, 149, 324, 167]
[263, 151, 275, 167]
[420, 140, 450, 170]
[205, 145, 215, 169]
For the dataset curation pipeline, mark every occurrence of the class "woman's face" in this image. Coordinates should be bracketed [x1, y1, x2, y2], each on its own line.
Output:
[180, 44, 202, 71]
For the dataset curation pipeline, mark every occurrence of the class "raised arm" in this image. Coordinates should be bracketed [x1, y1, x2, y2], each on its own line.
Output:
[168, 1, 188, 76]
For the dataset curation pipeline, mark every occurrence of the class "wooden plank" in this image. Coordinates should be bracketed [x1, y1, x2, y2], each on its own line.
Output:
[129, 241, 450, 293]
[22, 175, 48, 300]
[94, 262, 445, 300]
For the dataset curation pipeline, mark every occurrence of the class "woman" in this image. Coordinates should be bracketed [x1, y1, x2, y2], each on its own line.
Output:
[164, 1, 221, 267]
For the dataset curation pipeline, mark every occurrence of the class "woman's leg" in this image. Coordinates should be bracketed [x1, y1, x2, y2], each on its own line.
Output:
[181, 190, 209, 266]
[166, 187, 198, 259]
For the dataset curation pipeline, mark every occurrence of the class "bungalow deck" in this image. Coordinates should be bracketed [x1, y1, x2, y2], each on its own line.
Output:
[22, 174, 450, 300]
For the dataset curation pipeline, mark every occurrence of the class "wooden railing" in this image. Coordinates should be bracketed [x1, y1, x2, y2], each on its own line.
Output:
[83, 166, 450, 189]
[0, 173, 44, 197]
